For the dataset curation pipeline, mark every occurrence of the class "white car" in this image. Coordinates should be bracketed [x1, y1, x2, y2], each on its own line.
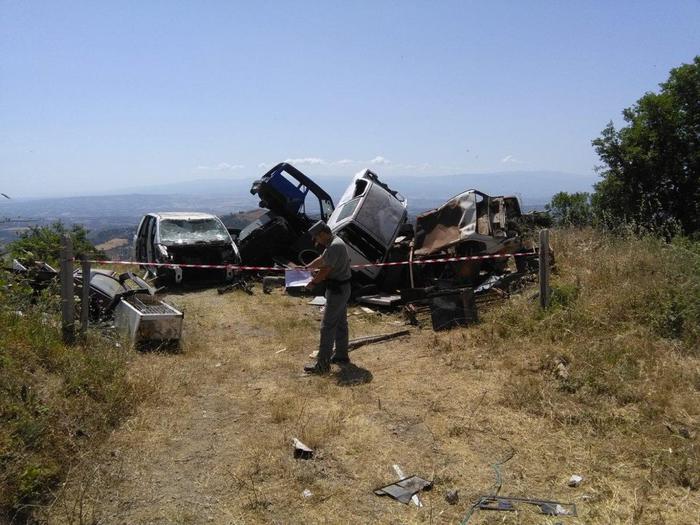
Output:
[133, 212, 241, 283]
[327, 169, 408, 281]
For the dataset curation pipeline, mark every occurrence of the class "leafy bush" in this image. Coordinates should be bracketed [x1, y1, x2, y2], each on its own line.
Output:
[592, 56, 700, 235]
[6, 221, 105, 266]
[545, 191, 593, 227]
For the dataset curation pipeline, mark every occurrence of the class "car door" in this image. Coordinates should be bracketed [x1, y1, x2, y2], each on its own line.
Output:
[145, 216, 156, 263]
[134, 216, 149, 261]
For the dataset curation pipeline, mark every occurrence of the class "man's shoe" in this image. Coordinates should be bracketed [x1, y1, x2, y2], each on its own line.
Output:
[330, 355, 350, 365]
[303, 362, 330, 375]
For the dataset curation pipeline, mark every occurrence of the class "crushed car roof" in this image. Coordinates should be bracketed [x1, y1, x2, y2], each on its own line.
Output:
[148, 212, 220, 220]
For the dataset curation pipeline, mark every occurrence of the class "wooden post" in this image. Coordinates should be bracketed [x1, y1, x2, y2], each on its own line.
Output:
[80, 255, 90, 336]
[60, 234, 75, 344]
[539, 229, 550, 309]
[408, 241, 415, 288]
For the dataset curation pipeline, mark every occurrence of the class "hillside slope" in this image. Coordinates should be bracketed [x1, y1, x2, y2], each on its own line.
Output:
[35, 230, 700, 524]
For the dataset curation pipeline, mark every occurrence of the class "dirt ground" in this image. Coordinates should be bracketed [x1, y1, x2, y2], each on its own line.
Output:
[43, 284, 698, 524]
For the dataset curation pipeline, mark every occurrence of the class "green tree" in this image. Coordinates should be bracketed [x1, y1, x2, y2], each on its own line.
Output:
[545, 191, 593, 227]
[592, 56, 700, 235]
[7, 222, 104, 266]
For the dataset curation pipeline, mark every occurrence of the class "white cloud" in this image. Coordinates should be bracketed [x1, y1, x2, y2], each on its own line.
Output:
[258, 162, 269, 169]
[400, 162, 431, 170]
[284, 157, 326, 166]
[196, 162, 245, 171]
[335, 159, 355, 165]
[369, 156, 390, 165]
[501, 155, 524, 164]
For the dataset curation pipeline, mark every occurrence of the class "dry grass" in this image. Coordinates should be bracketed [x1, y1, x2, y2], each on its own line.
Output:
[36, 229, 700, 524]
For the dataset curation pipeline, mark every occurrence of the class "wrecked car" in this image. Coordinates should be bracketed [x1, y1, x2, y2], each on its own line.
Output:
[327, 169, 408, 284]
[412, 190, 534, 284]
[73, 268, 156, 321]
[133, 212, 241, 283]
[74, 268, 183, 345]
[236, 162, 335, 267]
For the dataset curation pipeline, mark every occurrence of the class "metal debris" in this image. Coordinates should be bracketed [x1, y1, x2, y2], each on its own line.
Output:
[374, 475, 432, 505]
[429, 288, 478, 330]
[114, 295, 183, 346]
[292, 438, 313, 460]
[475, 495, 577, 517]
[357, 293, 403, 307]
[347, 330, 411, 351]
[217, 279, 254, 295]
[568, 474, 583, 487]
[262, 275, 285, 294]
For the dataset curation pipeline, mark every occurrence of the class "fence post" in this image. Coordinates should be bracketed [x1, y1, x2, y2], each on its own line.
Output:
[80, 254, 90, 336]
[408, 241, 415, 288]
[539, 229, 551, 309]
[60, 234, 75, 344]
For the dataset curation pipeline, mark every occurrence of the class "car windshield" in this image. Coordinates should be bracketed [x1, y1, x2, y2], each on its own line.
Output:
[333, 198, 361, 223]
[89, 273, 125, 299]
[159, 218, 229, 244]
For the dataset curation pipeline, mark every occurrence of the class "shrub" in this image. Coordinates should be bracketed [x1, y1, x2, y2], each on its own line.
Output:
[0, 271, 135, 521]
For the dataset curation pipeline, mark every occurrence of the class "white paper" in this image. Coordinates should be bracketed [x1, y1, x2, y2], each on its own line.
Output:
[285, 269, 312, 288]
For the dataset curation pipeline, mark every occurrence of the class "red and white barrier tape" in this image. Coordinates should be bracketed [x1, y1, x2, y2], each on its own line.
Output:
[79, 251, 535, 271]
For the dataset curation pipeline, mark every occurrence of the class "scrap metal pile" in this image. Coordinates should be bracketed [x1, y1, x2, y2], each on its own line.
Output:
[4, 260, 183, 347]
[218, 162, 550, 330]
[125, 161, 550, 331]
[3, 160, 550, 340]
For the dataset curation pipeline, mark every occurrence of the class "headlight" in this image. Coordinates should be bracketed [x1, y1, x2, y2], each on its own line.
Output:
[157, 244, 170, 260]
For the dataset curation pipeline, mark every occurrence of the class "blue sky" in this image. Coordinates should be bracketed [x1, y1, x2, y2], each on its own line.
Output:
[1, 1, 698, 198]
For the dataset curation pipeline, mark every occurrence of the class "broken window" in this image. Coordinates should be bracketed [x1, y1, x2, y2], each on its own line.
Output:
[335, 198, 361, 223]
[159, 219, 230, 244]
[355, 184, 405, 247]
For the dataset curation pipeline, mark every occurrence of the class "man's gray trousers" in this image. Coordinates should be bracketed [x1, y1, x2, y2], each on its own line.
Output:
[317, 283, 351, 367]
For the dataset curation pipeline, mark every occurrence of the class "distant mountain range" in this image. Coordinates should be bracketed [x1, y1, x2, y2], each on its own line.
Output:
[112, 169, 597, 207]
[0, 170, 596, 244]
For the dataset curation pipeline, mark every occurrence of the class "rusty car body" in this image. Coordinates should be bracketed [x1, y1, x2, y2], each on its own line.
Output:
[412, 189, 533, 284]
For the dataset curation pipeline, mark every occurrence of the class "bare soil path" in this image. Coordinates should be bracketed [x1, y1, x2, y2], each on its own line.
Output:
[44, 287, 698, 524]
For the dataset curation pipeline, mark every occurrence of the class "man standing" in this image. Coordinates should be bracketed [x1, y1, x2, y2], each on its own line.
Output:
[304, 221, 352, 374]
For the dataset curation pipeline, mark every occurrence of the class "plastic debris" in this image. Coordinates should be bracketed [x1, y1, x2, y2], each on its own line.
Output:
[292, 437, 313, 459]
[568, 474, 583, 487]
[374, 475, 433, 505]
